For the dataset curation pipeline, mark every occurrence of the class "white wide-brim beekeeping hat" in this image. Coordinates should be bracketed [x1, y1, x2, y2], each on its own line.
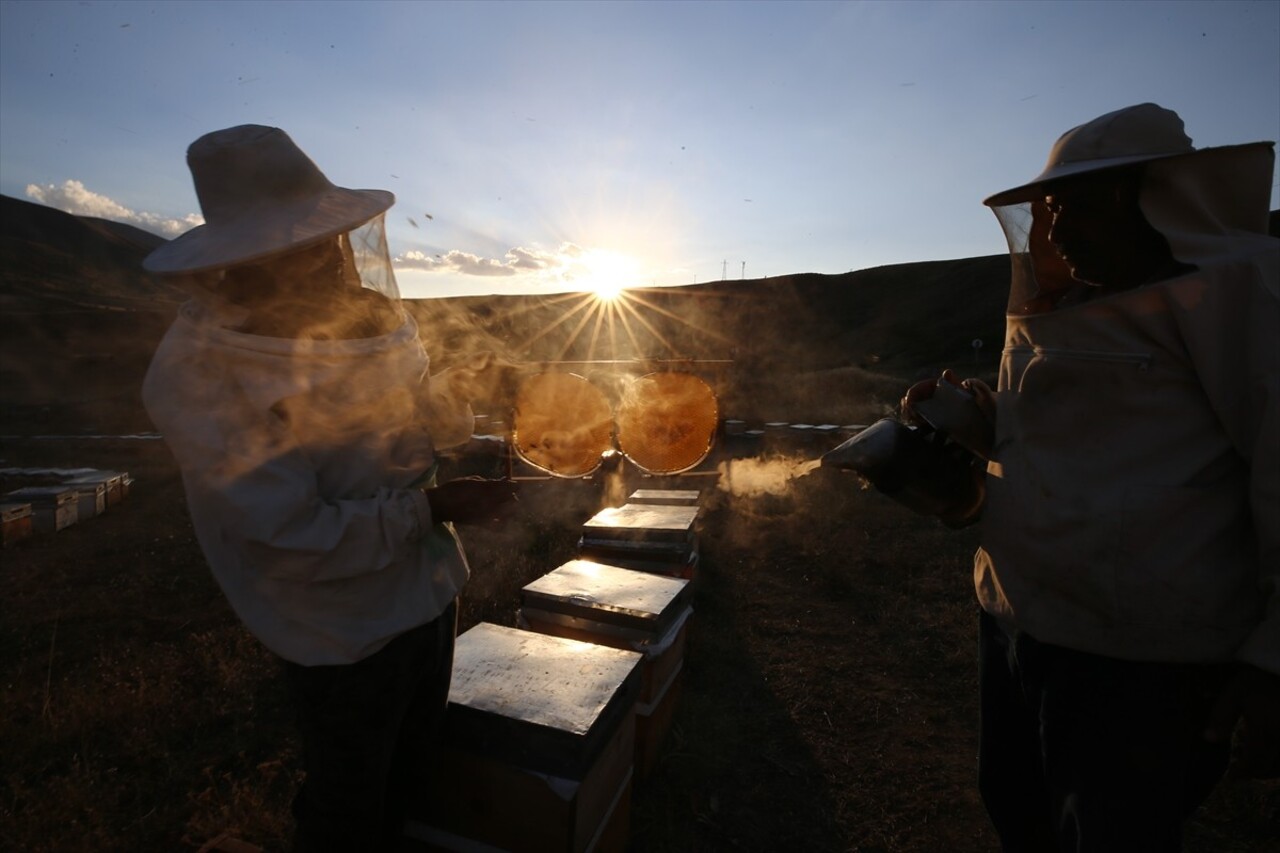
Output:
[983, 102, 1272, 207]
[144, 124, 393, 274]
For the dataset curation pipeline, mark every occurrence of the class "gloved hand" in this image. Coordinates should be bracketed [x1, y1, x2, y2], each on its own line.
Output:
[901, 369, 996, 460]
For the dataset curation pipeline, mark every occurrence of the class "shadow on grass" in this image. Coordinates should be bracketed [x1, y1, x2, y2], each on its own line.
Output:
[629, 508, 845, 851]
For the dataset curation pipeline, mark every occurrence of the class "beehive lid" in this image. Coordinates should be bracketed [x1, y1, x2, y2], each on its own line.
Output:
[446, 623, 642, 777]
[521, 559, 692, 635]
[5, 486, 75, 505]
[627, 489, 700, 506]
[65, 471, 125, 486]
[582, 503, 698, 543]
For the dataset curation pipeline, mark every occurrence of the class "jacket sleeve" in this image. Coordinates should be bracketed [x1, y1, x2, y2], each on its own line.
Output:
[1172, 254, 1280, 675]
[147, 359, 438, 584]
[205, 439, 438, 584]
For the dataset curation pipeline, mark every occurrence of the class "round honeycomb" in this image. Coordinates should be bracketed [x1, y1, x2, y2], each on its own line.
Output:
[615, 372, 718, 474]
[512, 373, 614, 477]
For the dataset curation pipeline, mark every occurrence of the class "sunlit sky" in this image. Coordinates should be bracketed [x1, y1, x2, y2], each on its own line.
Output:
[2, 0, 1277, 299]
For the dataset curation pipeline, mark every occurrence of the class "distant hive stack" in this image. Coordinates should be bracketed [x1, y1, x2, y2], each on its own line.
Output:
[519, 558, 694, 780]
[408, 623, 641, 853]
[0, 467, 132, 543]
[65, 471, 128, 509]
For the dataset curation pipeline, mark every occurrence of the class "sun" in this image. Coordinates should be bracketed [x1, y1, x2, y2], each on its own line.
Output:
[593, 278, 626, 302]
[575, 249, 642, 302]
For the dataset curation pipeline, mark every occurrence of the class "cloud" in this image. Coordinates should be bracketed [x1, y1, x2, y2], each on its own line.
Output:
[395, 242, 586, 278]
[506, 247, 550, 270]
[25, 180, 202, 238]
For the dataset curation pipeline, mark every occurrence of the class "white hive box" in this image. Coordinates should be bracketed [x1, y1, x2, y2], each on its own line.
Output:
[519, 559, 693, 780]
[579, 503, 700, 579]
[66, 479, 106, 519]
[5, 486, 77, 533]
[410, 623, 642, 853]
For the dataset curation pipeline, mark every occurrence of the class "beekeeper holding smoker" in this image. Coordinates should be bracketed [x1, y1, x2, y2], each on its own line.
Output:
[833, 103, 1279, 849]
[142, 125, 518, 852]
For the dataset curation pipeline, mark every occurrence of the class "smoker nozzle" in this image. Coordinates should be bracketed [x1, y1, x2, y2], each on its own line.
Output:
[821, 418, 983, 528]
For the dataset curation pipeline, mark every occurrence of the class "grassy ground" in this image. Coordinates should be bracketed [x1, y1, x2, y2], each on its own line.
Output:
[2, 436, 1277, 852]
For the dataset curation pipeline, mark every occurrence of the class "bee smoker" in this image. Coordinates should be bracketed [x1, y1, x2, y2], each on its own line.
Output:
[820, 382, 989, 528]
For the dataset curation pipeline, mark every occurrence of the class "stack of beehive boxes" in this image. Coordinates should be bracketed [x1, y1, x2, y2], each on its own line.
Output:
[407, 623, 642, 852]
[409, 487, 702, 852]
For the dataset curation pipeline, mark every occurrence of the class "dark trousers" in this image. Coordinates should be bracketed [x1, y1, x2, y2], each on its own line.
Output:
[978, 610, 1231, 853]
[283, 600, 457, 853]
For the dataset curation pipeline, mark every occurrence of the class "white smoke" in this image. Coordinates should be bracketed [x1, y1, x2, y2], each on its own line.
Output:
[25, 180, 202, 237]
[716, 455, 823, 499]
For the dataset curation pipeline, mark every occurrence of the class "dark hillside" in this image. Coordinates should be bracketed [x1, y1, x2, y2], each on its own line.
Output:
[406, 257, 1009, 423]
[0, 193, 1009, 432]
[0, 194, 183, 309]
[0, 196, 182, 434]
[408, 258, 1007, 373]
[3, 194, 1277, 433]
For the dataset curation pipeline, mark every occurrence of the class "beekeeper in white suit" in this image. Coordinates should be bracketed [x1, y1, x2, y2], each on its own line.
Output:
[142, 125, 517, 852]
[904, 103, 1279, 851]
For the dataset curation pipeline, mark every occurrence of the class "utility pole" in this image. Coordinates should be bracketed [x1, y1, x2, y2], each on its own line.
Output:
[741, 260, 746, 279]
[722, 259, 727, 280]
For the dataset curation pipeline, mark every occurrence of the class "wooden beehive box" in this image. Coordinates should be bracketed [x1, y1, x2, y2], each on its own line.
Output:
[409, 623, 641, 853]
[1, 502, 34, 547]
[519, 559, 693, 780]
[579, 503, 700, 579]
[66, 479, 106, 520]
[4, 486, 77, 533]
[66, 471, 126, 508]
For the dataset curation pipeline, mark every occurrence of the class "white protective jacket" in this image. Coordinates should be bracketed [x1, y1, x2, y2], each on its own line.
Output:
[976, 143, 1280, 674]
[144, 301, 475, 665]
